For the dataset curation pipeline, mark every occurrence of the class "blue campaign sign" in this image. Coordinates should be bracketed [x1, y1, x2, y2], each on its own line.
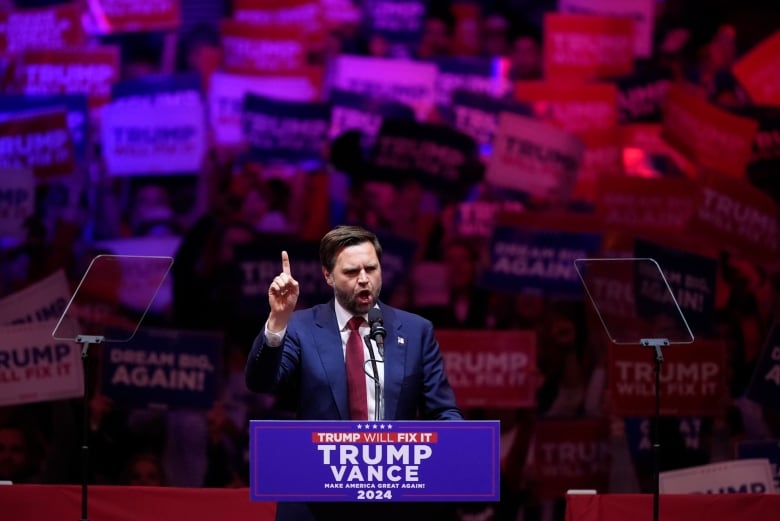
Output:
[737, 440, 780, 491]
[0, 94, 89, 163]
[111, 72, 202, 102]
[746, 321, 780, 409]
[363, 0, 428, 47]
[329, 88, 415, 149]
[242, 94, 331, 163]
[375, 231, 417, 298]
[433, 57, 512, 106]
[633, 239, 717, 338]
[479, 225, 602, 298]
[101, 328, 222, 409]
[250, 420, 500, 502]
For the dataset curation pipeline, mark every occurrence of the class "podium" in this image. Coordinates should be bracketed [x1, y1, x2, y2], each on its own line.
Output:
[574, 258, 694, 521]
[248, 420, 500, 502]
[52, 254, 173, 521]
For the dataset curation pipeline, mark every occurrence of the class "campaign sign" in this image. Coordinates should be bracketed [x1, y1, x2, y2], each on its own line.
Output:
[608, 340, 727, 416]
[234, 235, 332, 314]
[615, 68, 673, 123]
[514, 81, 619, 133]
[220, 20, 309, 76]
[633, 238, 717, 338]
[741, 106, 780, 180]
[331, 54, 438, 119]
[86, 0, 180, 34]
[688, 173, 780, 263]
[101, 328, 221, 409]
[543, 13, 634, 80]
[329, 88, 415, 149]
[0, 3, 85, 54]
[737, 440, 780, 491]
[595, 176, 698, 237]
[659, 459, 775, 494]
[0, 321, 83, 407]
[0, 94, 89, 163]
[101, 102, 206, 176]
[111, 72, 202, 104]
[374, 231, 417, 299]
[746, 322, 780, 409]
[363, 0, 427, 47]
[448, 90, 531, 155]
[558, 0, 655, 58]
[242, 94, 330, 162]
[479, 224, 601, 298]
[449, 200, 524, 240]
[732, 29, 780, 107]
[0, 167, 34, 237]
[370, 119, 478, 192]
[0, 269, 71, 326]
[209, 71, 320, 145]
[0, 110, 74, 179]
[487, 112, 585, 200]
[15, 47, 120, 108]
[234, 0, 322, 27]
[249, 420, 500, 502]
[530, 418, 611, 499]
[662, 84, 759, 178]
[624, 416, 706, 459]
[433, 57, 512, 107]
[437, 330, 537, 408]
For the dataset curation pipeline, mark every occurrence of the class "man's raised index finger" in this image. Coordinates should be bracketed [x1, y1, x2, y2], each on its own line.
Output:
[281, 250, 292, 276]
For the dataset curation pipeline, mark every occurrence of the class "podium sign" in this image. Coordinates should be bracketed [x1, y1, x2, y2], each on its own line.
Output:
[250, 420, 500, 502]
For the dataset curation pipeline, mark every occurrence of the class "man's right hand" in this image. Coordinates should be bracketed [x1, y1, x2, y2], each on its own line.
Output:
[267, 250, 299, 332]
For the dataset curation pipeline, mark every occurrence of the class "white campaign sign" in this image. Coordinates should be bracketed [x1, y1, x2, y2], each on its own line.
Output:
[0, 269, 71, 326]
[102, 102, 206, 176]
[331, 54, 437, 120]
[0, 320, 83, 406]
[659, 459, 776, 494]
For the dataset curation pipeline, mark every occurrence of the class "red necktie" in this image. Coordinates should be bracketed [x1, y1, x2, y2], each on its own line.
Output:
[346, 316, 368, 420]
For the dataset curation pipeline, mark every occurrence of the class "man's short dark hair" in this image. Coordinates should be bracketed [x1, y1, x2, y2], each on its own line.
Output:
[319, 225, 382, 272]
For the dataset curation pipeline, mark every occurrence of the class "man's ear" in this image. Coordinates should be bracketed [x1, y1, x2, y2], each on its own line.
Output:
[323, 267, 334, 287]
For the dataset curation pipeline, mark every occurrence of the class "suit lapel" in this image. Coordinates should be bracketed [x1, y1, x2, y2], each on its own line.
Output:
[314, 301, 349, 419]
[380, 303, 406, 421]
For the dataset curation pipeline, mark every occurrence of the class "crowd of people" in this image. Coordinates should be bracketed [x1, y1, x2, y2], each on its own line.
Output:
[1, 1, 780, 520]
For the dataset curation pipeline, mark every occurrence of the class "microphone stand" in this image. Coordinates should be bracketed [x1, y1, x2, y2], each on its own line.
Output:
[641, 337, 669, 521]
[363, 334, 383, 421]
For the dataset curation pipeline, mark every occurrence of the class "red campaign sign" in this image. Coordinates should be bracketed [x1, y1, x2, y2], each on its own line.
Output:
[515, 80, 618, 134]
[608, 340, 727, 417]
[572, 126, 624, 202]
[87, 0, 180, 34]
[530, 418, 611, 499]
[543, 13, 634, 81]
[732, 29, 780, 108]
[437, 330, 537, 409]
[662, 84, 759, 178]
[219, 20, 311, 76]
[595, 176, 699, 237]
[233, 0, 323, 29]
[14, 47, 120, 107]
[0, 110, 75, 179]
[0, 4, 85, 54]
[687, 173, 780, 263]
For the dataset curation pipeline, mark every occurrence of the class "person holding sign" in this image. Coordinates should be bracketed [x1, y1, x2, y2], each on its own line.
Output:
[245, 225, 463, 521]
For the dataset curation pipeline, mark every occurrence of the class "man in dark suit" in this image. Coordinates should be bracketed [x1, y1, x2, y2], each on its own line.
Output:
[245, 225, 463, 521]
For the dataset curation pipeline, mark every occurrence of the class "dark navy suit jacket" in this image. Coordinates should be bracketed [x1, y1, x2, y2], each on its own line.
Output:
[245, 299, 463, 521]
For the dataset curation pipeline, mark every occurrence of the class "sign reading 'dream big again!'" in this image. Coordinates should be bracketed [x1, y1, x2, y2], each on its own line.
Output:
[250, 420, 500, 502]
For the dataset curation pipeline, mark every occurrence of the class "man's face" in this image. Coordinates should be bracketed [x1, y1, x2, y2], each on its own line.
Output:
[324, 242, 382, 315]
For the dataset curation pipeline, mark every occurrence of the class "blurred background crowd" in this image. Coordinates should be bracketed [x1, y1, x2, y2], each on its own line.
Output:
[1, 0, 780, 520]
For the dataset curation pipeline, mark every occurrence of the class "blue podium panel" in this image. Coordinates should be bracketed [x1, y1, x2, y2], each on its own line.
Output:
[249, 420, 500, 502]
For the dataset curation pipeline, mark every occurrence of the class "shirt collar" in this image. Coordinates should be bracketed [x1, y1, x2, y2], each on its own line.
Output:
[334, 300, 378, 331]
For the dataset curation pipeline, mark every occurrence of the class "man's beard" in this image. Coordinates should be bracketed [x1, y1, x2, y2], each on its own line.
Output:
[334, 285, 381, 315]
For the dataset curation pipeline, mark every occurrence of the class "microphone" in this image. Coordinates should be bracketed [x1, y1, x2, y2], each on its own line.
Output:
[368, 308, 386, 357]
